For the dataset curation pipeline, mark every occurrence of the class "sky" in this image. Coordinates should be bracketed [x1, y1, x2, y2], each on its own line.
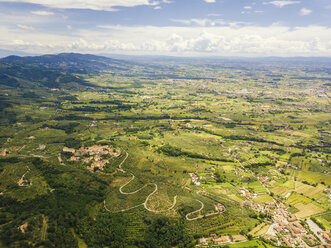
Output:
[0, 0, 330, 57]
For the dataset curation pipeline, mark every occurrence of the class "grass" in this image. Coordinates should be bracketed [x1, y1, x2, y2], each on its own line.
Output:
[253, 194, 274, 203]
[294, 203, 326, 219]
[315, 212, 331, 229]
[71, 228, 88, 248]
[286, 169, 331, 186]
[249, 223, 270, 237]
[271, 180, 327, 199]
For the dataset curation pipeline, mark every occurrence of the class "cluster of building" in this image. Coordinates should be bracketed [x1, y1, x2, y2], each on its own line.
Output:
[63, 145, 121, 171]
[189, 173, 201, 186]
[241, 197, 331, 248]
[263, 203, 329, 247]
[243, 200, 274, 213]
[268, 220, 316, 247]
[239, 187, 257, 198]
[199, 234, 247, 246]
[258, 176, 269, 183]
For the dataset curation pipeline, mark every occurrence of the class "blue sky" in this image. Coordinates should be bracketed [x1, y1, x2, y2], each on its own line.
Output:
[0, 0, 330, 56]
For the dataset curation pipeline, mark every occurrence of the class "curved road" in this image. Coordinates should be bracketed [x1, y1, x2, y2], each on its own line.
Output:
[104, 152, 178, 213]
[143, 183, 177, 213]
[186, 199, 204, 221]
[105, 150, 225, 218]
[119, 173, 148, 195]
[118, 151, 129, 172]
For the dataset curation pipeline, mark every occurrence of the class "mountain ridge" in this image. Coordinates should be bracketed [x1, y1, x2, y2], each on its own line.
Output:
[0, 53, 136, 89]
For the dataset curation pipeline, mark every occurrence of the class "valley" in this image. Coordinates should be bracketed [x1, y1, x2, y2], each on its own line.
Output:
[0, 54, 330, 248]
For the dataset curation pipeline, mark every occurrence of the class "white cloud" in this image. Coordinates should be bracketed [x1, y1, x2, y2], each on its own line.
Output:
[208, 13, 221, 17]
[171, 18, 249, 27]
[244, 6, 252, 9]
[299, 8, 312, 16]
[0, 0, 166, 11]
[17, 24, 35, 30]
[1, 24, 331, 56]
[31, 10, 54, 16]
[154, 6, 161, 10]
[264, 1, 300, 7]
[204, 0, 216, 3]
[66, 25, 72, 30]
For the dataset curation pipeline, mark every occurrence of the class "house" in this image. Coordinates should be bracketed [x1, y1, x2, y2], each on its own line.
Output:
[63, 147, 75, 153]
[69, 156, 80, 161]
[292, 227, 301, 234]
[263, 234, 275, 241]
[215, 203, 224, 212]
[293, 221, 303, 229]
[282, 236, 291, 247]
[0, 149, 8, 157]
[199, 238, 210, 246]
[288, 214, 296, 222]
[19, 222, 28, 233]
[214, 236, 230, 245]
[322, 231, 331, 242]
[37, 144, 46, 150]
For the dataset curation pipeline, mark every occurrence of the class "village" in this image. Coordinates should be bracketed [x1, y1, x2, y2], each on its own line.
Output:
[62, 145, 121, 171]
[198, 197, 330, 247]
[190, 170, 331, 248]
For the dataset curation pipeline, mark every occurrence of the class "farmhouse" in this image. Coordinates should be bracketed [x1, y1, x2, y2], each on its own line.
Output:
[63, 147, 75, 153]
[37, 144, 46, 150]
[214, 236, 230, 245]
[199, 237, 210, 246]
[215, 203, 224, 212]
[0, 149, 8, 157]
[19, 222, 28, 233]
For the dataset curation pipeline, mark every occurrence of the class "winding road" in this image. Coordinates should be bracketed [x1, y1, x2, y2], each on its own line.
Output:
[119, 173, 148, 195]
[186, 199, 204, 221]
[185, 196, 224, 221]
[104, 151, 178, 213]
[143, 183, 178, 213]
[104, 150, 226, 219]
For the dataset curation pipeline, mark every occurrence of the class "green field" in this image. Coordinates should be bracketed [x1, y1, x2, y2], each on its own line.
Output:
[0, 54, 330, 247]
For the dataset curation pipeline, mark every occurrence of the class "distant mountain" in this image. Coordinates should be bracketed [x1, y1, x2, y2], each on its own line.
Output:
[0, 49, 37, 59]
[1, 53, 135, 74]
[0, 53, 136, 89]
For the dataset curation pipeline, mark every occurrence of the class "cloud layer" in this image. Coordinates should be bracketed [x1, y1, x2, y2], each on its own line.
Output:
[264, 1, 300, 8]
[0, 0, 162, 11]
[1, 24, 331, 56]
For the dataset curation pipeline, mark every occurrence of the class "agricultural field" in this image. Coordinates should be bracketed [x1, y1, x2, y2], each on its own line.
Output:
[0, 54, 330, 248]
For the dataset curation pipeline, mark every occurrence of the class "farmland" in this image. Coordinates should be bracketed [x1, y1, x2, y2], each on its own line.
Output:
[0, 54, 330, 247]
